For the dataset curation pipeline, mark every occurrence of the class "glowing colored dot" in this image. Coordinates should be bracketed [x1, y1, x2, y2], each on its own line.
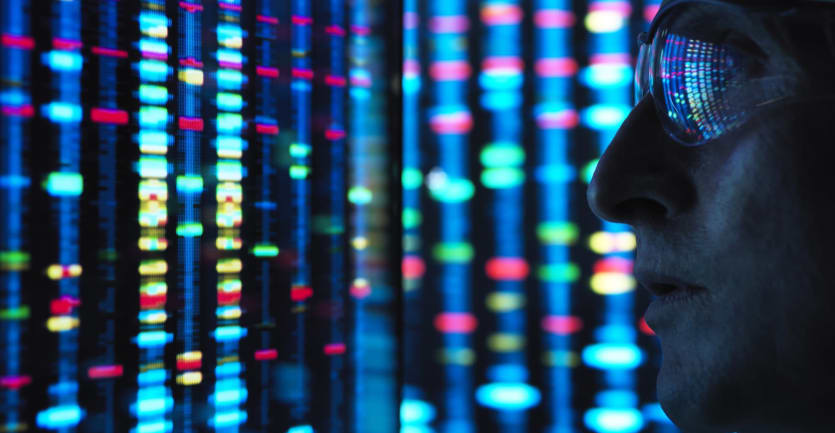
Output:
[252, 244, 279, 257]
[537, 222, 579, 245]
[351, 236, 368, 250]
[590, 272, 636, 295]
[480, 144, 525, 167]
[350, 278, 371, 298]
[582, 104, 630, 130]
[475, 383, 541, 410]
[427, 177, 474, 203]
[139, 260, 167, 276]
[46, 264, 82, 280]
[177, 223, 203, 237]
[44, 172, 83, 196]
[486, 292, 525, 312]
[176, 351, 202, 370]
[585, 10, 627, 33]
[541, 315, 583, 335]
[216, 258, 242, 274]
[485, 257, 529, 281]
[589, 231, 636, 253]
[583, 408, 644, 432]
[402, 256, 426, 279]
[436, 348, 475, 365]
[36, 405, 82, 429]
[402, 168, 423, 189]
[289, 165, 309, 179]
[401, 399, 436, 424]
[402, 208, 422, 228]
[481, 167, 525, 189]
[289, 143, 311, 157]
[432, 242, 473, 263]
[348, 186, 372, 204]
[0, 250, 30, 271]
[46, 316, 79, 332]
[542, 350, 579, 367]
[487, 333, 525, 352]
[581, 63, 632, 87]
[582, 343, 643, 369]
[216, 237, 242, 250]
[178, 68, 204, 85]
[536, 263, 580, 283]
[176, 371, 203, 386]
[434, 312, 477, 333]
[0, 305, 30, 320]
[176, 175, 203, 193]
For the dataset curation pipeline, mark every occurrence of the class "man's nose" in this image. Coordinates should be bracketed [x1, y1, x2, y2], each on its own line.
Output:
[586, 96, 696, 225]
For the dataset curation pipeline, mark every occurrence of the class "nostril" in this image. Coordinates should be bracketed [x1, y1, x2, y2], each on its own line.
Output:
[612, 197, 668, 222]
[651, 283, 678, 295]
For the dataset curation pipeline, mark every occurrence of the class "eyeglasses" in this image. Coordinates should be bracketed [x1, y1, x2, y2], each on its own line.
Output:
[634, 0, 835, 146]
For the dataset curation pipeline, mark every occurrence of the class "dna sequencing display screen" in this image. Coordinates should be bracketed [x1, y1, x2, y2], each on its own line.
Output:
[1, 0, 397, 432]
[1, 0, 678, 432]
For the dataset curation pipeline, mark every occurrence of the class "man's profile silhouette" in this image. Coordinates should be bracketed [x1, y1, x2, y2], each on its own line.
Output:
[587, 0, 835, 432]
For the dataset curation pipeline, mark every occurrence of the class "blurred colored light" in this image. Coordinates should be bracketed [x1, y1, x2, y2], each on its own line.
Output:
[541, 315, 583, 335]
[583, 408, 644, 433]
[434, 312, 478, 333]
[481, 167, 525, 189]
[590, 272, 636, 295]
[582, 104, 631, 130]
[487, 333, 525, 352]
[43, 102, 82, 123]
[585, 10, 627, 33]
[581, 343, 643, 369]
[432, 242, 473, 263]
[475, 383, 541, 410]
[252, 244, 279, 257]
[348, 186, 373, 204]
[485, 257, 530, 281]
[401, 399, 436, 424]
[536, 221, 578, 245]
[486, 292, 525, 312]
[36, 405, 82, 429]
[44, 172, 83, 196]
[45, 51, 83, 71]
[480, 144, 525, 168]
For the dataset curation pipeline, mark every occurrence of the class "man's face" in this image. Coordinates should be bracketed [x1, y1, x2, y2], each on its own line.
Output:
[586, 3, 835, 432]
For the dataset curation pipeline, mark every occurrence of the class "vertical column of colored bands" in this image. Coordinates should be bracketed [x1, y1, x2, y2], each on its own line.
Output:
[579, 2, 643, 432]
[87, 0, 129, 430]
[347, 2, 397, 432]
[136, 2, 174, 433]
[250, 0, 280, 430]
[288, 0, 313, 428]
[0, 1, 33, 431]
[531, 2, 582, 432]
[212, 0, 248, 430]
[37, 0, 85, 430]
[426, 3, 476, 432]
[251, 0, 280, 429]
[400, 0, 435, 431]
[475, 1, 538, 430]
[175, 1, 204, 432]
[320, 0, 347, 429]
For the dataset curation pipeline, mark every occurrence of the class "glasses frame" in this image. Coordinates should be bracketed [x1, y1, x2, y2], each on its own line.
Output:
[635, 0, 835, 146]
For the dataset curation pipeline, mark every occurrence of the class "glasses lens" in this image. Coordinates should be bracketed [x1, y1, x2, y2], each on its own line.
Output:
[654, 28, 747, 145]
[634, 37, 649, 107]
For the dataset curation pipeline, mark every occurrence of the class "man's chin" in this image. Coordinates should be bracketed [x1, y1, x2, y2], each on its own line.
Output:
[656, 364, 728, 433]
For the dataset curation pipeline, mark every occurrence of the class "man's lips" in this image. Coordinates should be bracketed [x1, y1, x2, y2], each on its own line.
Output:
[635, 268, 709, 330]
[634, 269, 706, 298]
